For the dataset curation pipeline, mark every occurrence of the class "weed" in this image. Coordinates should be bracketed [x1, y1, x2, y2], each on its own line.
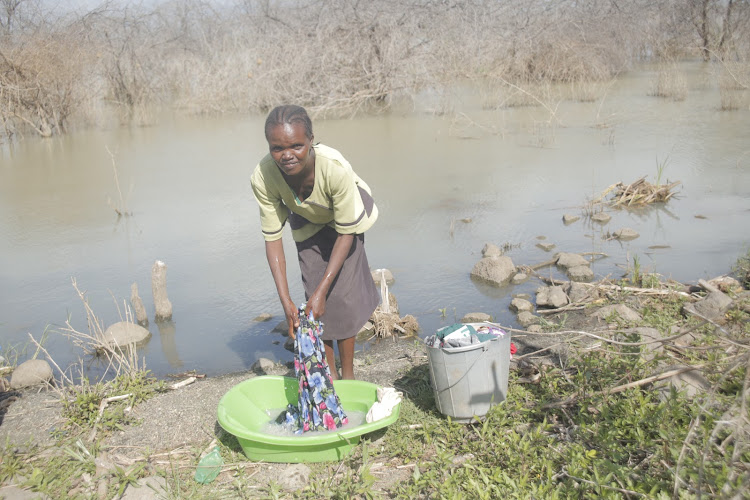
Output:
[732, 248, 750, 288]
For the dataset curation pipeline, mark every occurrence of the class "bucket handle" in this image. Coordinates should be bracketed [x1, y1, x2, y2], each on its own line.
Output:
[433, 343, 492, 394]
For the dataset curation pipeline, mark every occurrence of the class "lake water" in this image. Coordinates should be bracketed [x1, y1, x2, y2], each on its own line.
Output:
[1, 62, 748, 380]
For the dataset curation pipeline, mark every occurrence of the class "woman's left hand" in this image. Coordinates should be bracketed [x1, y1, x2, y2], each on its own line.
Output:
[305, 290, 327, 320]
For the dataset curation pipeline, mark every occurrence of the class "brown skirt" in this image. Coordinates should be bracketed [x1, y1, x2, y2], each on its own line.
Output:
[295, 225, 380, 340]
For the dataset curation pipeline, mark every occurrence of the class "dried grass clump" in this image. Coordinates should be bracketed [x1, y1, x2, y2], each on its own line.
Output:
[597, 176, 681, 208]
[651, 63, 688, 101]
[371, 311, 420, 339]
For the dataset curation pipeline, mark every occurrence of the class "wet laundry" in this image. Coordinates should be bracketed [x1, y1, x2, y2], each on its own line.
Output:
[276, 306, 348, 434]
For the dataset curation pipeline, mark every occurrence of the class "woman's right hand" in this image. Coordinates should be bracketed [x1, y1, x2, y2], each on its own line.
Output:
[281, 297, 300, 339]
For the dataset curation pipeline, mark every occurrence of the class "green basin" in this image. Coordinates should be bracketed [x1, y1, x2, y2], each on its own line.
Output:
[217, 375, 401, 463]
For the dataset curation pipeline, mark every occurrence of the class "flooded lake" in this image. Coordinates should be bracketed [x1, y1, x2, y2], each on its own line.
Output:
[1, 63, 749, 379]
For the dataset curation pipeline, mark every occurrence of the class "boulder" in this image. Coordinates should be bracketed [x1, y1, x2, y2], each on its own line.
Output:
[556, 253, 590, 269]
[562, 214, 580, 225]
[471, 256, 516, 286]
[567, 265, 594, 282]
[613, 228, 639, 240]
[461, 312, 491, 323]
[565, 282, 594, 303]
[10, 359, 53, 389]
[510, 298, 534, 313]
[481, 243, 503, 258]
[251, 358, 275, 373]
[591, 304, 642, 323]
[517, 311, 539, 327]
[683, 291, 733, 322]
[511, 272, 528, 285]
[536, 286, 569, 309]
[102, 322, 151, 348]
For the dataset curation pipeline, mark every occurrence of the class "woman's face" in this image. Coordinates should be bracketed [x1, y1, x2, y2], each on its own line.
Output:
[267, 122, 314, 177]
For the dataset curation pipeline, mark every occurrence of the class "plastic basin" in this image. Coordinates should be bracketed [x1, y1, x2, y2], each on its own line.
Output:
[217, 375, 400, 463]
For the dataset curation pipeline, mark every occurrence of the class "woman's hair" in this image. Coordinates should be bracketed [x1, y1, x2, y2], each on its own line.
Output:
[264, 105, 313, 140]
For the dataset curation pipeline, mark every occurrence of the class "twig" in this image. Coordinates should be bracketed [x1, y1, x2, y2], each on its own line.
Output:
[543, 366, 702, 409]
[558, 469, 647, 497]
[88, 393, 132, 442]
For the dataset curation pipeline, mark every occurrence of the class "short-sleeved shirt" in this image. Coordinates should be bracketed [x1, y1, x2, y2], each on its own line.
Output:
[251, 144, 378, 242]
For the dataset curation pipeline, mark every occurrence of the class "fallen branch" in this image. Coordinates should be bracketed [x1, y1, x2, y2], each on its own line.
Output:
[88, 393, 132, 442]
[169, 377, 196, 390]
[543, 365, 702, 409]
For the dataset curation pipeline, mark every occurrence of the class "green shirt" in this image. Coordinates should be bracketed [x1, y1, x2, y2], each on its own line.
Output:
[251, 144, 378, 242]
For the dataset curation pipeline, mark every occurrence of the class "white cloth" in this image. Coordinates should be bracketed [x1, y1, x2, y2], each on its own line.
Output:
[365, 387, 402, 423]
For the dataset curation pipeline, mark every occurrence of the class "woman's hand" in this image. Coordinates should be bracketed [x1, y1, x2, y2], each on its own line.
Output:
[305, 290, 327, 320]
[282, 296, 300, 338]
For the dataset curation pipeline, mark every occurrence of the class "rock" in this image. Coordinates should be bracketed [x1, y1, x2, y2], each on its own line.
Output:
[120, 476, 168, 500]
[527, 325, 544, 333]
[659, 366, 711, 398]
[273, 320, 289, 334]
[94, 454, 116, 478]
[634, 327, 667, 361]
[707, 276, 742, 294]
[358, 321, 375, 336]
[481, 243, 503, 258]
[556, 253, 590, 269]
[10, 359, 53, 389]
[471, 256, 516, 286]
[251, 358, 275, 373]
[97, 479, 109, 500]
[102, 322, 151, 348]
[590, 212, 611, 224]
[536, 286, 568, 309]
[280, 463, 311, 491]
[371, 268, 394, 285]
[683, 291, 733, 322]
[562, 214, 580, 225]
[567, 265, 594, 282]
[461, 312, 491, 323]
[536, 242, 556, 252]
[284, 336, 295, 352]
[516, 311, 539, 327]
[253, 313, 273, 322]
[613, 228, 639, 240]
[0, 486, 49, 499]
[511, 272, 528, 284]
[510, 298, 533, 313]
[564, 282, 594, 303]
[591, 304, 642, 323]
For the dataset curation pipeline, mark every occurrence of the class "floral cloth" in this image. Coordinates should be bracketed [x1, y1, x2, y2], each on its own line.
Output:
[276, 306, 348, 434]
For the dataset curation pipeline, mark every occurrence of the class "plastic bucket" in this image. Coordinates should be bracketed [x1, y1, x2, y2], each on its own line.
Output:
[426, 325, 510, 422]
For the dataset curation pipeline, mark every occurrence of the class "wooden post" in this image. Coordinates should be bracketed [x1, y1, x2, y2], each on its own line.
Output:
[151, 260, 173, 321]
[130, 283, 149, 326]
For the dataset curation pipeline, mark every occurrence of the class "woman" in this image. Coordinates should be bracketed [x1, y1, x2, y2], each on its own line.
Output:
[251, 105, 380, 380]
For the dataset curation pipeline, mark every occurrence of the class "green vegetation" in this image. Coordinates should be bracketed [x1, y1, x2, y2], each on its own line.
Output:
[733, 248, 750, 289]
[1, 270, 748, 498]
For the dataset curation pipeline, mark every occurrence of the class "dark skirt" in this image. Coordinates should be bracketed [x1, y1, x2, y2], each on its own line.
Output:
[295, 225, 380, 341]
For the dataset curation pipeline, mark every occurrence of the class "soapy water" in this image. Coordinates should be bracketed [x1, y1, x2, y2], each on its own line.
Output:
[261, 408, 368, 437]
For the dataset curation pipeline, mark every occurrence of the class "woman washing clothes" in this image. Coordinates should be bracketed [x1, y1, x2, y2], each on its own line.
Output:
[251, 105, 380, 380]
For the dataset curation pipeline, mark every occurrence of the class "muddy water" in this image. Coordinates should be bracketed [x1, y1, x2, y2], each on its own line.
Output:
[1, 63, 748, 379]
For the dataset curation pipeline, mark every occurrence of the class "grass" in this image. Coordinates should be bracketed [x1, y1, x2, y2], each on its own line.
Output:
[1, 272, 749, 498]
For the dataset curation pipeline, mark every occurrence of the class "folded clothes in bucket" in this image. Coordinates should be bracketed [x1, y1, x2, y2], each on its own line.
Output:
[425, 323, 516, 355]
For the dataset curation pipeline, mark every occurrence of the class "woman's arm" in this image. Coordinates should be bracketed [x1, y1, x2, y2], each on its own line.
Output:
[306, 233, 354, 319]
[265, 238, 299, 338]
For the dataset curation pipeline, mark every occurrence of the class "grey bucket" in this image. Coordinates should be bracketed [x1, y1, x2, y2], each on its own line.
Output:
[426, 326, 511, 422]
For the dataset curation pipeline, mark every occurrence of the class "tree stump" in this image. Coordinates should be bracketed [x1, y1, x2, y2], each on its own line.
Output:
[130, 283, 149, 326]
[151, 260, 173, 321]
